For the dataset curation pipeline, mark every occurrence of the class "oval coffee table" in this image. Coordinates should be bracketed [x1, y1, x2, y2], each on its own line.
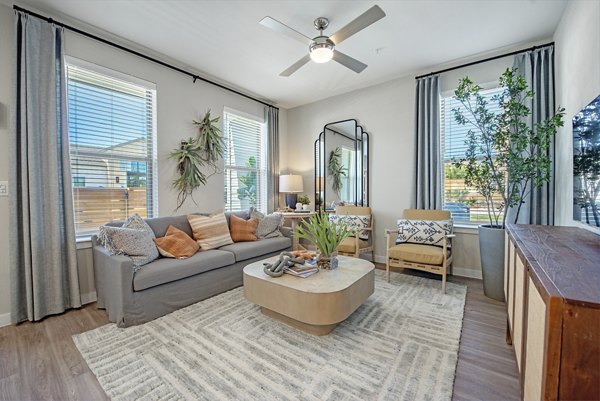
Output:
[243, 255, 375, 335]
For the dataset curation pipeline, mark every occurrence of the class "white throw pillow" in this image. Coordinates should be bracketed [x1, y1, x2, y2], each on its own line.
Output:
[329, 214, 371, 240]
[395, 219, 453, 246]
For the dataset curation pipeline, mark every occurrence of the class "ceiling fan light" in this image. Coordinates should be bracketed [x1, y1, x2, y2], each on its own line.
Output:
[310, 47, 334, 63]
[309, 37, 334, 63]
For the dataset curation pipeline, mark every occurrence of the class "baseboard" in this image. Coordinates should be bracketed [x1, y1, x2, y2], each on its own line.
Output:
[0, 312, 11, 328]
[81, 291, 97, 305]
[374, 254, 386, 264]
[452, 266, 482, 279]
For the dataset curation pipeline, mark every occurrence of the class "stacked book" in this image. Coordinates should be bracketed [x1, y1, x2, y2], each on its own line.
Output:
[284, 259, 318, 278]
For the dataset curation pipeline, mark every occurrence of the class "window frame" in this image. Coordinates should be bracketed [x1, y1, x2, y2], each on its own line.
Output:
[222, 107, 267, 213]
[439, 83, 504, 225]
[65, 57, 158, 237]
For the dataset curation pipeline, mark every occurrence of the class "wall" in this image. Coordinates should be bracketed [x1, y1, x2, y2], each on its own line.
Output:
[554, 0, 600, 233]
[0, 3, 285, 323]
[285, 52, 532, 278]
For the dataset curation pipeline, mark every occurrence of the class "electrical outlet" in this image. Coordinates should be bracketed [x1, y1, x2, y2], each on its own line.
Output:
[0, 181, 7, 197]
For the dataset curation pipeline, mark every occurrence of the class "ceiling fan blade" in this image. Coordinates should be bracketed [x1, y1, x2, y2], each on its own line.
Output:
[332, 50, 367, 73]
[329, 5, 386, 45]
[280, 55, 311, 77]
[259, 16, 313, 46]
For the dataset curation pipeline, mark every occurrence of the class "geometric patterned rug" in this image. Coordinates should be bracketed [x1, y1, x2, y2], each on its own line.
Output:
[73, 270, 466, 401]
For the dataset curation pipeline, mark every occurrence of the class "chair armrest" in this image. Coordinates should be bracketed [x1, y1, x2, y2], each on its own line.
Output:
[446, 234, 456, 239]
[385, 229, 399, 249]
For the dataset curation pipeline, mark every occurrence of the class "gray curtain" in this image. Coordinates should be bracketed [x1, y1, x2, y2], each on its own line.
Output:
[414, 75, 441, 209]
[511, 45, 555, 225]
[266, 106, 280, 212]
[10, 12, 81, 323]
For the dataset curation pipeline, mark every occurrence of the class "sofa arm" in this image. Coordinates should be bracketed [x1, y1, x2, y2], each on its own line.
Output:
[92, 240, 135, 326]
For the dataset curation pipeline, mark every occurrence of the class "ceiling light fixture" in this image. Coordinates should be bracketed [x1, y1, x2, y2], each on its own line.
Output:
[309, 36, 334, 63]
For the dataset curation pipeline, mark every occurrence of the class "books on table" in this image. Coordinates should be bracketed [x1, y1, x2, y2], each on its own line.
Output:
[284, 262, 318, 278]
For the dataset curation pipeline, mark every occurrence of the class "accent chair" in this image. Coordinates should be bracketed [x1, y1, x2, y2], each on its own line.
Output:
[334, 205, 374, 261]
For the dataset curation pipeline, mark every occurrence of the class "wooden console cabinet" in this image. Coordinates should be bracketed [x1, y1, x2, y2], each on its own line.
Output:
[504, 224, 599, 401]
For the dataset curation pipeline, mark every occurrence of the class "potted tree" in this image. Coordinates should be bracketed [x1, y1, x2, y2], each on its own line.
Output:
[453, 68, 564, 301]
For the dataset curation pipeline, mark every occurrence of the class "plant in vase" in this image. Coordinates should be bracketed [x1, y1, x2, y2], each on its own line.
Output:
[297, 194, 311, 210]
[452, 67, 564, 300]
[292, 212, 354, 269]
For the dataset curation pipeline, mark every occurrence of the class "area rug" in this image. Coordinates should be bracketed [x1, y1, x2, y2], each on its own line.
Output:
[73, 270, 466, 401]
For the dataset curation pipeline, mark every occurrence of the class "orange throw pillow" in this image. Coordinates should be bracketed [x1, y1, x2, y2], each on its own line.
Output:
[153, 225, 199, 259]
[230, 215, 259, 242]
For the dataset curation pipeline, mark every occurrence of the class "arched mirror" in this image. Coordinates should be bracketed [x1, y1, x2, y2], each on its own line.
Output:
[314, 119, 369, 211]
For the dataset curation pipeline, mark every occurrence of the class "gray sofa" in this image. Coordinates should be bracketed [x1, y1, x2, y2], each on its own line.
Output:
[92, 211, 291, 327]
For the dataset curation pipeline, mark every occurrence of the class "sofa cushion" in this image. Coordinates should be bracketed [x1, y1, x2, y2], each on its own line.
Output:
[230, 215, 259, 242]
[188, 211, 234, 250]
[153, 225, 199, 259]
[218, 237, 291, 262]
[388, 243, 447, 265]
[146, 215, 194, 238]
[251, 209, 283, 238]
[224, 210, 250, 227]
[133, 249, 235, 291]
[98, 214, 158, 270]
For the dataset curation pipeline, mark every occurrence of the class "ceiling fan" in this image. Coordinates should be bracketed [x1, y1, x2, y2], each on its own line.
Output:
[259, 5, 386, 77]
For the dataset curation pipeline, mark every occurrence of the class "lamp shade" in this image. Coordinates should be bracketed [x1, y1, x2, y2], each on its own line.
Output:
[279, 174, 303, 193]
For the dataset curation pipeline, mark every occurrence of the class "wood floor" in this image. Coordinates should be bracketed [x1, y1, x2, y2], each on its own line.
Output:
[0, 266, 520, 401]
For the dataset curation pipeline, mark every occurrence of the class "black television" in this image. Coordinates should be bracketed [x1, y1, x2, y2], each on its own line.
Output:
[573, 93, 600, 227]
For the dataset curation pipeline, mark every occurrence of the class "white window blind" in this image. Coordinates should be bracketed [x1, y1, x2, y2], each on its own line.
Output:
[223, 109, 267, 212]
[440, 86, 503, 223]
[66, 61, 157, 236]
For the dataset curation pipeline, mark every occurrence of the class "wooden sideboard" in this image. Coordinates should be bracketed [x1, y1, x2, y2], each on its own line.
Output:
[504, 224, 600, 401]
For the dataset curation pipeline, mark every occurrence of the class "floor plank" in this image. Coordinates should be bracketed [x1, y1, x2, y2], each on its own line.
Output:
[0, 266, 520, 401]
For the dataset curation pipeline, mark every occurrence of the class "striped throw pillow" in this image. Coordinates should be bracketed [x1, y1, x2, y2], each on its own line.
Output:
[230, 215, 259, 242]
[187, 211, 233, 250]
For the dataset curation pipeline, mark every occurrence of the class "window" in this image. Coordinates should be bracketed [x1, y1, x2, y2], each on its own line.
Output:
[440, 86, 503, 223]
[223, 109, 267, 212]
[66, 59, 157, 236]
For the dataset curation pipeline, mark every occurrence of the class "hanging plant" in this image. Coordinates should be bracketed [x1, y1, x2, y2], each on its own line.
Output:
[328, 147, 347, 197]
[169, 110, 225, 210]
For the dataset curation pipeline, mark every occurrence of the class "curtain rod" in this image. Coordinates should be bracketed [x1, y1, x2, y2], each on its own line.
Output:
[13, 5, 279, 110]
[415, 41, 554, 80]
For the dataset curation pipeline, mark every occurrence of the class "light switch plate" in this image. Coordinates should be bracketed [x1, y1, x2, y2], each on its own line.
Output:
[0, 181, 7, 197]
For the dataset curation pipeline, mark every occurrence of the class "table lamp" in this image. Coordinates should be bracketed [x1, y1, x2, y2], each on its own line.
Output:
[279, 174, 303, 209]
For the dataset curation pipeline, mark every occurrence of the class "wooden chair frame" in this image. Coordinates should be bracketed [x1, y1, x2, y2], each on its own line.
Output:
[337, 218, 375, 261]
[385, 229, 455, 293]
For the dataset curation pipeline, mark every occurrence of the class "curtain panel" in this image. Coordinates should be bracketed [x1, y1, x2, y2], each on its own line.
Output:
[10, 12, 81, 323]
[511, 45, 556, 225]
[414, 75, 441, 210]
[266, 106, 280, 212]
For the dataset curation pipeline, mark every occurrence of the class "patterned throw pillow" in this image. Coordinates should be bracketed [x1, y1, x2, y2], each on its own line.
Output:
[153, 225, 199, 259]
[187, 211, 234, 250]
[395, 219, 453, 246]
[230, 215, 259, 242]
[328, 214, 371, 240]
[98, 213, 159, 270]
[251, 209, 283, 238]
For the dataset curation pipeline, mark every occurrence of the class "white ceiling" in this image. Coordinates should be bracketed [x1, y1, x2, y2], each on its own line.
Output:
[13, 0, 567, 109]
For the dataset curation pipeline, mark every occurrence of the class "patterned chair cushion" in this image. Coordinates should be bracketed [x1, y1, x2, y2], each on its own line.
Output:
[395, 219, 453, 246]
[98, 213, 159, 270]
[250, 209, 283, 238]
[329, 214, 371, 240]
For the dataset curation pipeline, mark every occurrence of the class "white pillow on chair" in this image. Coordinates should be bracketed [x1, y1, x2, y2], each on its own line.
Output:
[396, 219, 453, 246]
